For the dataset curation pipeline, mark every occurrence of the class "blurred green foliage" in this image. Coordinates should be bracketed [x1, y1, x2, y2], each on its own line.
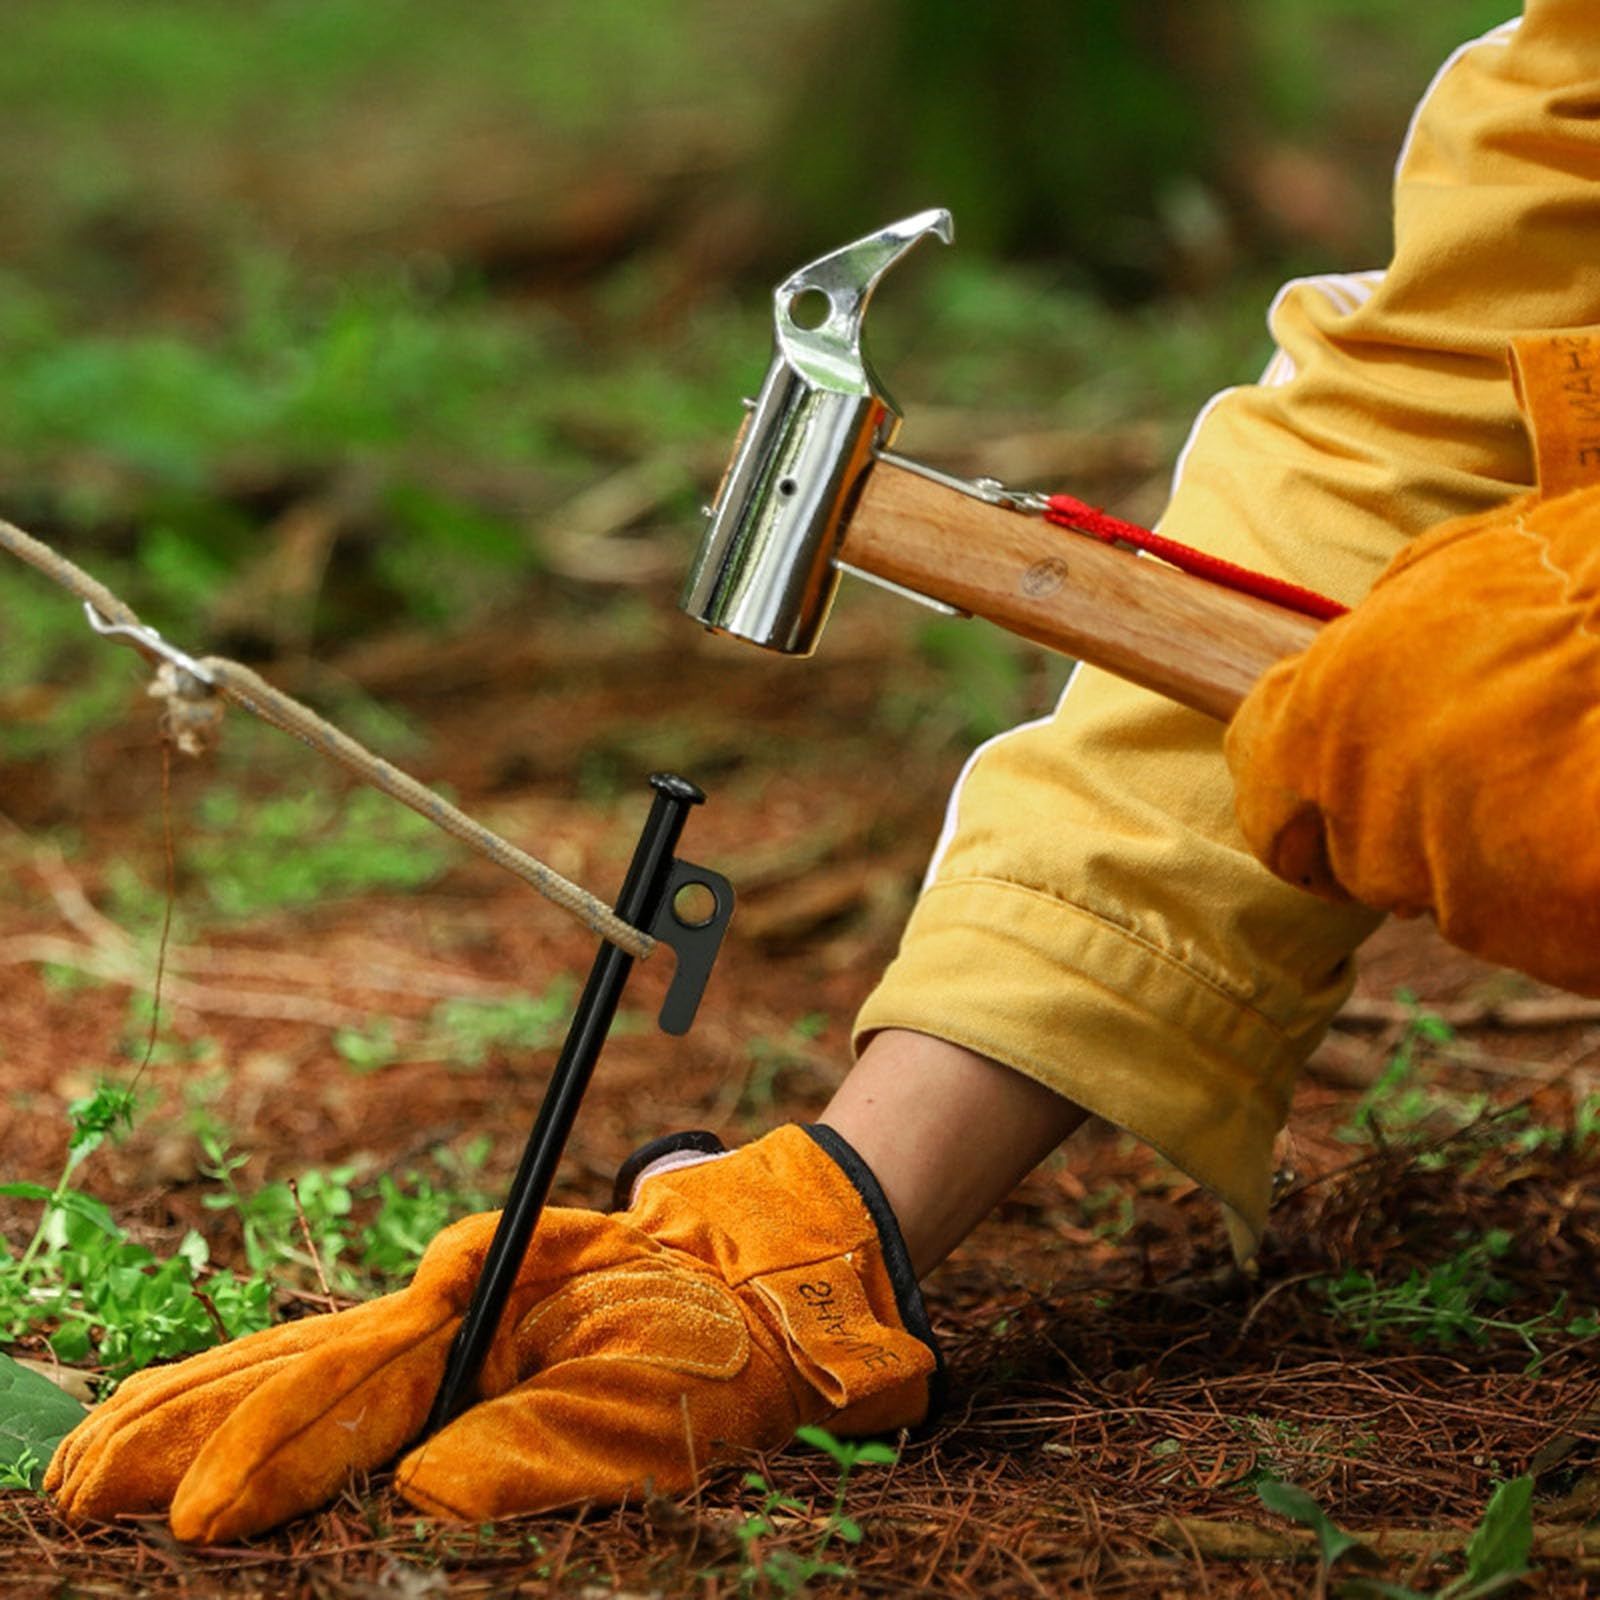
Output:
[1251, 0, 1517, 133]
[807, 0, 1519, 274]
[428, 985, 577, 1068]
[0, 1, 1521, 288]
[0, 0, 1524, 771]
[761, 0, 1216, 285]
[914, 619, 1030, 746]
[0, 0, 789, 298]
[333, 980, 582, 1073]
[186, 784, 450, 916]
[0, 1, 773, 137]
[0, 258, 558, 485]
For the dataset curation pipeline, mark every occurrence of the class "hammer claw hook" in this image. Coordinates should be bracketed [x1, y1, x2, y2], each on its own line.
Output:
[774, 208, 953, 399]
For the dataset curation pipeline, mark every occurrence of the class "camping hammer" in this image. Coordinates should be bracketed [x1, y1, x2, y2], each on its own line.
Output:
[681, 209, 1323, 721]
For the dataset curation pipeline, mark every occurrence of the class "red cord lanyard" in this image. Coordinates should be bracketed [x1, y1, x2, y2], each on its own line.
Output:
[1044, 493, 1348, 623]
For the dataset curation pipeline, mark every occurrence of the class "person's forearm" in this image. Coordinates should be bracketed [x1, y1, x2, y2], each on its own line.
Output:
[819, 1029, 1088, 1278]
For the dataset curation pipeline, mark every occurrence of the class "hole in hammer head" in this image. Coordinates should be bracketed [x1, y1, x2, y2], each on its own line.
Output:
[672, 880, 719, 930]
[787, 288, 831, 331]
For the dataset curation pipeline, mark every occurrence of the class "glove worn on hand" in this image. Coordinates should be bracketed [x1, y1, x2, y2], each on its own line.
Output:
[1226, 332, 1600, 995]
[47, 1124, 939, 1541]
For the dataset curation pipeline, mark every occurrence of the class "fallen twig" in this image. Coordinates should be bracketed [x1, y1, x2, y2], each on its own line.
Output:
[287, 1177, 339, 1312]
[1334, 995, 1600, 1031]
[162, 943, 522, 1001]
[1152, 1514, 1600, 1563]
[0, 934, 383, 1030]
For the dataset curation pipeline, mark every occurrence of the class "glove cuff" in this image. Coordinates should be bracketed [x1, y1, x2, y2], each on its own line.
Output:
[800, 1122, 945, 1423]
[611, 1129, 728, 1210]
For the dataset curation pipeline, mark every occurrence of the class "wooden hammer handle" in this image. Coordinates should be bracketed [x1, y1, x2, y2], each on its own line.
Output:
[842, 460, 1322, 722]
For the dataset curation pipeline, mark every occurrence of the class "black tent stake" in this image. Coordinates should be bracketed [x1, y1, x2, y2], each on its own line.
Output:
[425, 771, 733, 1435]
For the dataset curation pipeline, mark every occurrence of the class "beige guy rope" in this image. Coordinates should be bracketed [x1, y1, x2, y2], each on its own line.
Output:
[0, 518, 655, 960]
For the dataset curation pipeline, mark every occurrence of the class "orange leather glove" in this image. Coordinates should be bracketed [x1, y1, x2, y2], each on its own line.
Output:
[1226, 475, 1600, 995]
[47, 1125, 938, 1541]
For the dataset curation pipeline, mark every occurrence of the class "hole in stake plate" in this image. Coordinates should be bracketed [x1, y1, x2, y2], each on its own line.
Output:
[672, 880, 719, 930]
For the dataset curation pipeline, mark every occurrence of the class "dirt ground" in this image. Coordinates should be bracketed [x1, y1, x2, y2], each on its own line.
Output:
[3, 586, 1599, 1598]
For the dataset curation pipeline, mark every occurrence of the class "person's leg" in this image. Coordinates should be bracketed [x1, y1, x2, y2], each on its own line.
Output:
[849, 10, 1600, 1258]
[820, 1030, 1089, 1278]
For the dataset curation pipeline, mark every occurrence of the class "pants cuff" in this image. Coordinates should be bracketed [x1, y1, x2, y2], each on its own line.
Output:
[854, 876, 1328, 1255]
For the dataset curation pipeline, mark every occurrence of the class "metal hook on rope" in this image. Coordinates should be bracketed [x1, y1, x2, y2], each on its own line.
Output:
[82, 602, 218, 689]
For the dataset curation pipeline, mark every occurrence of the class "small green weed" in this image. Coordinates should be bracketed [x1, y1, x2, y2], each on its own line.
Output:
[0, 1081, 273, 1375]
[1315, 1229, 1595, 1360]
[1227, 1415, 1379, 1480]
[729, 1425, 899, 1596]
[2, 1085, 496, 1385]
[429, 982, 576, 1068]
[1, 1352, 88, 1488]
[735, 1014, 831, 1126]
[0, 1445, 43, 1492]
[732, 1471, 841, 1596]
[198, 1130, 495, 1293]
[1505, 1092, 1600, 1156]
[1255, 1471, 1534, 1598]
[1081, 1184, 1137, 1240]
[333, 982, 579, 1073]
[794, 1425, 900, 1548]
[1256, 1475, 1371, 1574]
[1321, 1230, 1516, 1349]
[199, 1132, 357, 1283]
[358, 1140, 494, 1282]
[332, 1018, 401, 1072]
[1341, 994, 1466, 1147]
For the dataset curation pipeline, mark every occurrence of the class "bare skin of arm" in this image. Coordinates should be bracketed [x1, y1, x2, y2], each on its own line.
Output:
[819, 1028, 1089, 1280]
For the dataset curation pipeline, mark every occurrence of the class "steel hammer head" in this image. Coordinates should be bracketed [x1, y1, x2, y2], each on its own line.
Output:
[681, 209, 953, 655]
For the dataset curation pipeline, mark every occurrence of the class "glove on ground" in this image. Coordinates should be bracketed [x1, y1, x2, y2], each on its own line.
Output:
[1226, 480, 1600, 995]
[46, 1124, 938, 1541]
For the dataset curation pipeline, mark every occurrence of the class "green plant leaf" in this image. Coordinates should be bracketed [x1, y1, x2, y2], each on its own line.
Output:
[334, 1021, 400, 1073]
[1456, 1475, 1534, 1594]
[0, 1182, 121, 1237]
[48, 1323, 93, 1363]
[1256, 1477, 1367, 1569]
[0, 1352, 87, 1487]
[55, 1190, 124, 1238]
[850, 1440, 900, 1466]
[794, 1423, 850, 1464]
[0, 1182, 54, 1203]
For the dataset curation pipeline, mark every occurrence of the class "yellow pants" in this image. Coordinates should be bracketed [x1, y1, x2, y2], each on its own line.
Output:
[856, 2, 1600, 1253]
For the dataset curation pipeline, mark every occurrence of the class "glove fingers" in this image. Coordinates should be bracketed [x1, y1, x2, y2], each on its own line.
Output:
[53, 1348, 316, 1522]
[168, 1300, 461, 1543]
[50, 1209, 636, 1534]
[164, 1215, 646, 1539]
[398, 1267, 788, 1520]
[395, 1349, 796, 1522]
[48, 1304, 389, 1516]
